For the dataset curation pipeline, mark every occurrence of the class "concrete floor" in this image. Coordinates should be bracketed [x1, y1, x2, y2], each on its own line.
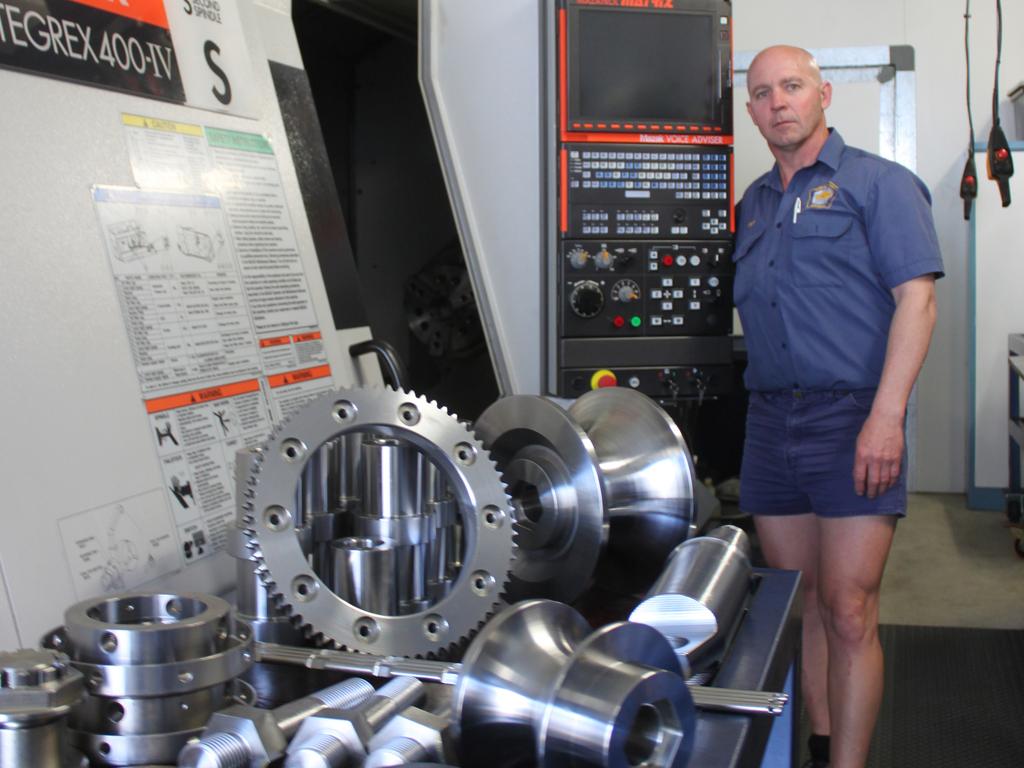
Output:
[880, 493, 1024, 630]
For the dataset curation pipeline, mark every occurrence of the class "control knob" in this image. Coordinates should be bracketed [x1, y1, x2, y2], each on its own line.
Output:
[569, 280, 604, 318]
[567, 246, 590, 270]
[611, 279, 641, 303]
[594, 248, 614, 270]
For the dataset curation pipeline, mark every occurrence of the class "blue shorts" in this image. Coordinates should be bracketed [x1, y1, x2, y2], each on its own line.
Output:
[740, 390, 907, 518]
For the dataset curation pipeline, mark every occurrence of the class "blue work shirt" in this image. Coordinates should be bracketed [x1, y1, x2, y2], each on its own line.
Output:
[733, 130, 943, 392]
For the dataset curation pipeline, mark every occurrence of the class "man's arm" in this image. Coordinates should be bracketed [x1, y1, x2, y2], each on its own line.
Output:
[854, 275, 937, 498]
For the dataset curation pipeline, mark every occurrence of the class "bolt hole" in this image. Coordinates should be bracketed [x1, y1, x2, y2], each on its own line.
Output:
[398, 404, 421, 425]
[166, 598, 183, 617]
[333, 400, 357, 423]
[470, 571, 494, 597]
[454, 442, 476, 466]
[107, 703, 125, 724]
[263, 505, 291, 532]
[481, 505, 505, 529]
[100, 633, 118, 654]
[280, 438, 306, 463]
[98, 743, 111, 756]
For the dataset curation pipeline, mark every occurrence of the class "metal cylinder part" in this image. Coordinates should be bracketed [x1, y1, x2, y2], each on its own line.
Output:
[0, 648, 88, 768]
[45, 592, 253, 766]
[567, 387, 697, 589]
[453, 599, 695, 768]
[629, 525, 753, 670]
[332, 538, 398, 615]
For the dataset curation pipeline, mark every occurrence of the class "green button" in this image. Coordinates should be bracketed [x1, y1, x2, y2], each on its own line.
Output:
[630, 316, 642, 328]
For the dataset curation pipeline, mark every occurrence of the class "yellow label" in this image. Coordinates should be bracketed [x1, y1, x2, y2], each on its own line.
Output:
[121, 114, 203, 137]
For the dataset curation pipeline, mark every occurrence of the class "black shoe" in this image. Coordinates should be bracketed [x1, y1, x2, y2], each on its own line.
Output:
[801, 760, 829, 768]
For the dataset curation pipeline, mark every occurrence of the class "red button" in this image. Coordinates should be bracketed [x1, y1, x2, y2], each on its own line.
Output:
[997, 148, 1010, 161]
[662, 255, 674, 267]
[965, 176, 976, 185]
[597, 374, 616, 388]
[613, 315, 625, 328]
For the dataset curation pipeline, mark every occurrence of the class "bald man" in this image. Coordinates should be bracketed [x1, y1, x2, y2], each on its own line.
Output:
[733, 46, 943, 768]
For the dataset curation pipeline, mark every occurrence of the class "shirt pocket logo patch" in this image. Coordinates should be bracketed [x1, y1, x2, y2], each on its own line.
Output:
[807, 182, 839, 209]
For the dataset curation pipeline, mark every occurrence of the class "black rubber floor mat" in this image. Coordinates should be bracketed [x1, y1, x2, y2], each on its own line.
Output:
[868, 624, 1024, 767]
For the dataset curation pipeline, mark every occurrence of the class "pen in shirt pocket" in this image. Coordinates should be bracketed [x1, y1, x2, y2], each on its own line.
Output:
[793, 196, 802, 224]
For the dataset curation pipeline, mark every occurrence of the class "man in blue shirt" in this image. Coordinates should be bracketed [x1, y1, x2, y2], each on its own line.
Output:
[735, 46, 942, 768]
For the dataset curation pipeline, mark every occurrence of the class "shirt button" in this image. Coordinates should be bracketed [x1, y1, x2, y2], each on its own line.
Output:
[776, 222, 782, 228]
[781, 342, 787, 349]
[769, 260, 775, 267]
[771, 301, 777, 307]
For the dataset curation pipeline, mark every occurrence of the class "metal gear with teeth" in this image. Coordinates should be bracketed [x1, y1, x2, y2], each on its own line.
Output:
[243, 386, 516, 657]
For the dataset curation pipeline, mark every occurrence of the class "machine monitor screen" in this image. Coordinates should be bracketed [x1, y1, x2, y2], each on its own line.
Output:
[571, 9, 718, 127]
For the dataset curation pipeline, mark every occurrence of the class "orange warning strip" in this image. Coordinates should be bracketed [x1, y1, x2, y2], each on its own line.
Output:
[145, 379, 260, 414]
[69, 0, 169, 29]
[558, 9, 568, 138]
[292, 332, 322, 343]
[260, 336, 292, 348]
[563, 132, 734, 146]
[267, 365, 332, 389]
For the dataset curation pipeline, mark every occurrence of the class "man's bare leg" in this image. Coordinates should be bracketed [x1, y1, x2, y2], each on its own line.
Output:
[754, 513, 831, 739]
[817, 515, 896, 768]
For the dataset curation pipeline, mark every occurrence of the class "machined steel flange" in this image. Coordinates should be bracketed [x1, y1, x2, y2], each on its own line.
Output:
[243, 387, 516, 656]
[43, 592, 254, 766]
[474, 395, 605, 603]
[453, 600, 696, 768]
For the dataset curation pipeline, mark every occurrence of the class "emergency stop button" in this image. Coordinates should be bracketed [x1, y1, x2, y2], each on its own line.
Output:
[590, 369, 617, 389]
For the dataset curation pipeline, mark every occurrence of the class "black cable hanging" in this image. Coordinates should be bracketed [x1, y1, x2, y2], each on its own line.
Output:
[960, 0, 978, 219]
[986, 0, 1014, 207]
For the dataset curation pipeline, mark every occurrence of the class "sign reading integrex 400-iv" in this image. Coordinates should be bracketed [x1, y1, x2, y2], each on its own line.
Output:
[0, 0, 184, 101]
[0, 0, 257, 116]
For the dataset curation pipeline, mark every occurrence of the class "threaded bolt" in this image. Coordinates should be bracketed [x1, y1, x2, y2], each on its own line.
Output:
[284, 732, 350, 768]
[312, 677, 375, 710]
[365, 736, 427, 767]
[178, 731, 251, 768]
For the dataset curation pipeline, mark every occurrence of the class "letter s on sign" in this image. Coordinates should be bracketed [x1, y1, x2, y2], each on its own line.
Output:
[204, 41, 232, 105]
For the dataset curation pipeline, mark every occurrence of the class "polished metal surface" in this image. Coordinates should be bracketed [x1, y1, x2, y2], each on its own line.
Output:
[332, 538, 399, 615]
[630, 525, 753, 670]
[244, 387, 515, 656]
[475, 395, 605, 602]
[568, 387, 697, 588]
[178, 677, 375, 768]
[284, 677, 426, 768]
[453, 600, 695, 768]
[46, 592, 253, 766]
[0, 648, 87, 768]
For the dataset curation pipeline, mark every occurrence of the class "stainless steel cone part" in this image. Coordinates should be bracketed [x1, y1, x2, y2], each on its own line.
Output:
[453, 600, 695, 768]
[567, 387, 697, 582]
[474, 395, 605, 603]
[629, 525, 753, 662]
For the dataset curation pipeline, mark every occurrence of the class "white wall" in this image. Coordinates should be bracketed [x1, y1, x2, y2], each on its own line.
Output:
[734, 0, 1024, 493]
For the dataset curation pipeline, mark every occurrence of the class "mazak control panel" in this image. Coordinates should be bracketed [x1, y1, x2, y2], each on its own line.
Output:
[548, 0, 735, 400]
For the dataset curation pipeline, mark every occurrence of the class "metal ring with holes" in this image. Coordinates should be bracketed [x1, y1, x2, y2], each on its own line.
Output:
[244, 387, 516, 656]
[44, 625, 253, 698]
[48, 593, 254, 766]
